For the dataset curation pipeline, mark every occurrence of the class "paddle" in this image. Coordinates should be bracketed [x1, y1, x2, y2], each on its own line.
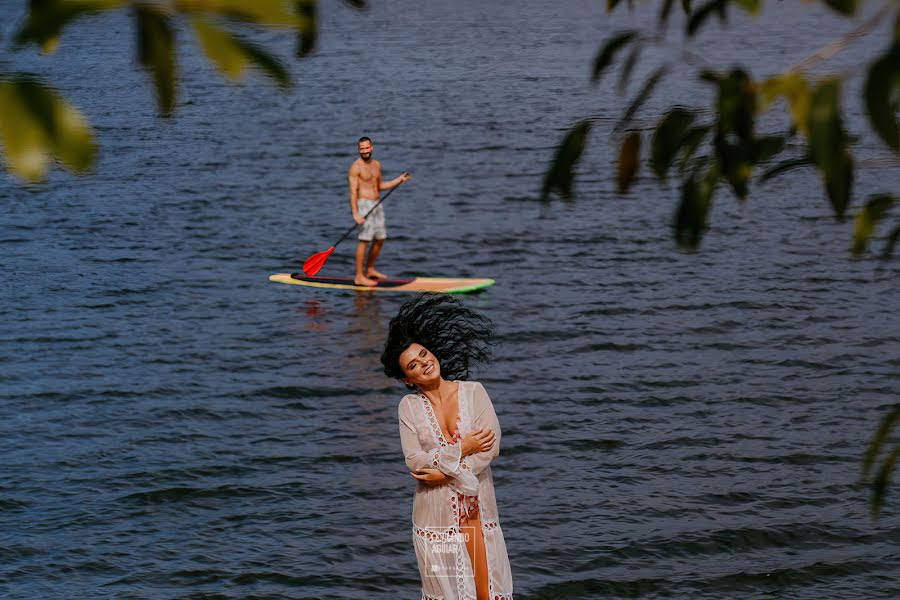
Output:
[302, 182, 404, 276]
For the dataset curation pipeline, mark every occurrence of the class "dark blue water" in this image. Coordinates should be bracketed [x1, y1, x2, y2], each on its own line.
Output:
[2, 1, 898, 598]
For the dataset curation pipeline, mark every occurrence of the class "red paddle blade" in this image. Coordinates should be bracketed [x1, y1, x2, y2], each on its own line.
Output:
[302, 246, 335, 276]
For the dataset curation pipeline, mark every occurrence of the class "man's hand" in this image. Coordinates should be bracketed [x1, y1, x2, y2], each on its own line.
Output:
[398, 171, 411, 184]
[352, 212, 365, 225]
[461, 427, 495, 457]
[411, 468, 449, 485]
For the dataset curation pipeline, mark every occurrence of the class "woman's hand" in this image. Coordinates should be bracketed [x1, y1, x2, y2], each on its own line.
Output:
[411, 468, 449, 485]
[461, 427, 495, 457]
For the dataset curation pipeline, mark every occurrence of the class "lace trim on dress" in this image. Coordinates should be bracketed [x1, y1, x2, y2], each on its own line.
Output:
[414, 527, 458, 543]
[482, 520, 500, 531]
[422, 592, 512, 600]
[419, 388, 498, 600]
[458, 384, 475, 476]
[419, 393, 470, 600]
[420, 392, 480, 522]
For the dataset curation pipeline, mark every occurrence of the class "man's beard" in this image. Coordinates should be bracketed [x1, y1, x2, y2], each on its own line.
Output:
[360, 152, 372, 162]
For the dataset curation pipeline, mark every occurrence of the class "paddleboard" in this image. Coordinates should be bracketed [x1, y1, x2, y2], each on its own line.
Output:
[269, 273, 494, 294]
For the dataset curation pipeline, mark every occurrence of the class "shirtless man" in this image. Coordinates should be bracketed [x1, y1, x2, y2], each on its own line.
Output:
[348, 136, 410, 286]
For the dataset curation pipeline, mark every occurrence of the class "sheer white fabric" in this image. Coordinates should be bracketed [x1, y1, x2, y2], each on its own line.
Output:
[398, 381, 514, 600]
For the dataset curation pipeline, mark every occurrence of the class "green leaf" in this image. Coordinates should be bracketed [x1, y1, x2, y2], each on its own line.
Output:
[674, 162, 718, 248]
[759, 73, 811, 136]
[0, 76, 96, 182]
[862, 405, 900, 482]
[882, 223, 900, 260]
[852, 194, 895, 255]
[864, 41, 900, 152]
[295, 0, 318, 58]
[192, 17, 291, 88]
[541, 120, 592, 202]
[191, 18, 248, 80]
[824, 151, 854, 221]
[651, 108, 696, 180]
[722, 157, 750, 201]
[678, 124, 711, 171]
[687, 0, 727, 37]
[0, 80, 51, 181]
[617, 45, 642, 94]
[821, 0, 858, 16]
[733, 0, 761, 14]
[713, 133, 753, 201]
[871, 445, 900, 518]
[711, 68, 755, 141]
[659, 0, 675, 30]
[136, 7, 176, 117]
[616, 131, 641, 194]
[808, 80, 846, 172]
[751, 135, 786, 164]
[236, 37, 291, 88]
[616, 65, 668, 133]
[808, 79, 854, 219]
[14, 0, 123, 53]
[174, 0, 300, 28]
[592, 31, 638, 84]
[760, 156, 812, 182]
[15, 76, 95, 172]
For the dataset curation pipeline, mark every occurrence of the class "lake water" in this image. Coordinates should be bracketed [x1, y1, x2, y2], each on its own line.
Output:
[1, 1, 898, 598]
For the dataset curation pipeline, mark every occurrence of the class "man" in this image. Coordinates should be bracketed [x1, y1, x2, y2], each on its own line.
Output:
[348, 136, 410, 286]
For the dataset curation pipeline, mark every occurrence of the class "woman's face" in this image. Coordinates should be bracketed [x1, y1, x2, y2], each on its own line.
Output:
[398, 343, 441, 389]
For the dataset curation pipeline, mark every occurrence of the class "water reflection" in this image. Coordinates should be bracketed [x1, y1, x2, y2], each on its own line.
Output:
[299, 299, 327, 332]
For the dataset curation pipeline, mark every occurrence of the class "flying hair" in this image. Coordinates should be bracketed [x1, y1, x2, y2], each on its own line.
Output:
[381, 293, 493, 387]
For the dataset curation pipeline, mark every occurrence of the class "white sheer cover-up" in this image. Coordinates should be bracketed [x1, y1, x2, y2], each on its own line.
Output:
[398, 381, 513, 600]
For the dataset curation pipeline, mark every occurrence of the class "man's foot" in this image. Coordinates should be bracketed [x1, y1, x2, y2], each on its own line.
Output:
[354, 274, 378, 287]
[365, 268, 388, 280]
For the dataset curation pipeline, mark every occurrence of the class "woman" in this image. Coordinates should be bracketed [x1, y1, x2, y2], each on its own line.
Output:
[382, 294, 513, 600]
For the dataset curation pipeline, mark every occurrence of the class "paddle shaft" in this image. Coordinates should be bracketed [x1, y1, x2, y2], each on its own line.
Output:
[332, 184, 401, 248]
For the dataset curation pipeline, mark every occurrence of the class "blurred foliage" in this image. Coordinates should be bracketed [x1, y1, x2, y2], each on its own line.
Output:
[542, 0, 899, 261]
[0, 75, 95, 181]
[541, 0, 900, 517]
[0, 0, 366, 182]
[861, 405, 900, 518]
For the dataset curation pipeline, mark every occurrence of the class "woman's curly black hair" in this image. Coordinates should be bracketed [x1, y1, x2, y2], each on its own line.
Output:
[381, 293, 493, 386]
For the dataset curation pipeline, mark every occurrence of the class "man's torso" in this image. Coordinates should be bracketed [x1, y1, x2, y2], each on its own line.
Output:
[352, 158, 381, 200]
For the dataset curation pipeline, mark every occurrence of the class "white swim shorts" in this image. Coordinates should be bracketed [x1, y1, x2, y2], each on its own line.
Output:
[357, 198, 387, 241]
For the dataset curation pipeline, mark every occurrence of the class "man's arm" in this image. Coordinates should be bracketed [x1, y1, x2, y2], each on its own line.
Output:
[378, 169, 411, 191]
[348, 164, 364, 225]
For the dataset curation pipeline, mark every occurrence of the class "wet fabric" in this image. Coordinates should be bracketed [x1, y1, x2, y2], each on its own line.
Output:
[398, 381, 514, 600]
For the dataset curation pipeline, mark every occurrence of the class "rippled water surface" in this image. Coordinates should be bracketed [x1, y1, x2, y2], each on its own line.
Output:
[1, 1, 899, 598]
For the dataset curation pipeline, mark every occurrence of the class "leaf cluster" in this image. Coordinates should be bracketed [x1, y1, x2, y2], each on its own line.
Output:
[543, 0, 899, 258]
[1, 0, 367, 182]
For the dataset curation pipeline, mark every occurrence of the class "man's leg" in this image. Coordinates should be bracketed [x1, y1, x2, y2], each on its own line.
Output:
[365, 239, 387, 280]
[355, 241, 377, 286]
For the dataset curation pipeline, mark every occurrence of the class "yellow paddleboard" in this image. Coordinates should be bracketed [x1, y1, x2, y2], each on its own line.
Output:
[269, 273, 494, 294]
